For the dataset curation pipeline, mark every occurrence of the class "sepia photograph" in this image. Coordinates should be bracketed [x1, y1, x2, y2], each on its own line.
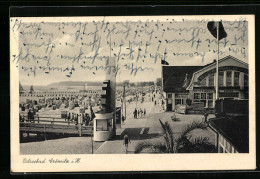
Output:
[10, 14, 255, 172]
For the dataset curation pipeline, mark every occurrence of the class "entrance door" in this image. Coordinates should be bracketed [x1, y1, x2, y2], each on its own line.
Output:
[167, 98, 172, 111]
[167, 103, 172, 111]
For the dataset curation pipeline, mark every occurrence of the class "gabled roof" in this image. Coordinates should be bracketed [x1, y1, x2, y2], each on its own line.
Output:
[162, 56, 248, 93]
[209, 116, 249, 153]
[187, 55, 248, 89]
[19, 82, 26, 92]
[163, 66, 202, 93]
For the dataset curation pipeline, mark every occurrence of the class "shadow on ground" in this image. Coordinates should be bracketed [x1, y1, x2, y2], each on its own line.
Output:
[20, 133, 91, 143]
[113, 128, 161, 140]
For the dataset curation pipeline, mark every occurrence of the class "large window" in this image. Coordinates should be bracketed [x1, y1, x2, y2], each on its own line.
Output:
[175, 99, 184, 105]
[244, 74, 249, 86]
[96, 119, 112, 131]
[193, 92, 213, 108]
[194, 93, 200, 99]
[234, 72, 240, 86]
[200, 78, 206, 86]
[219, 72, 224, 86]
[207, 93, 213, 99]
[226, 71, 232, 86]
[209, 75, 214, 86]
[201, 93, 206, 99]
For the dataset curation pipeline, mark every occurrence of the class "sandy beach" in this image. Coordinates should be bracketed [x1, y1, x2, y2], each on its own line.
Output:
[20, 137, 103, 154]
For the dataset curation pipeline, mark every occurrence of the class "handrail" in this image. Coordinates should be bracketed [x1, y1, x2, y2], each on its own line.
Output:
[21, 115, 64, 120]
[22, 119, 76, 125]
[20, 122, 97, 129]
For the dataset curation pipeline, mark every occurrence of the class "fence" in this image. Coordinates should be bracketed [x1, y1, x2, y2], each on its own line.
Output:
[20, 116, 96, 137]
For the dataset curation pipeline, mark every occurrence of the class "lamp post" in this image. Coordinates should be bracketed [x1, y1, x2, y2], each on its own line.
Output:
[89, 96, 93, 154]
[123, 85, 126, 121]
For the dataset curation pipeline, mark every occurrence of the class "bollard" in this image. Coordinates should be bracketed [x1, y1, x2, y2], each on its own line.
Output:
[44, 124, 47, 140]
[78, 120, 82, 137]
[78, 115, 82, 137]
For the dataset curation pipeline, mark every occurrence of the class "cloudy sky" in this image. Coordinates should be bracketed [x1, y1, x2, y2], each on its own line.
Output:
[11, 16, 248, 86]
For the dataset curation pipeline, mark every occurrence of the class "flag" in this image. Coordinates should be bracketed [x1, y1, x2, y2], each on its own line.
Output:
[207, 21, 227, 40]
[161, 59, 169, 65]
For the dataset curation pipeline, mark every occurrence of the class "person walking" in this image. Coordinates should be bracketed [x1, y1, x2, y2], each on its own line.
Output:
[143, 108, 146, 116]
[122, 115, 125, 125]
[203, 111, 209, 124]
[71, 113, 75, 122]
[140, 108, 143, 118]
[133, 108, 137, 118]
[123, 132, 131, 154]
[75, 114, 79, 125]
[66, 113, 71, 122]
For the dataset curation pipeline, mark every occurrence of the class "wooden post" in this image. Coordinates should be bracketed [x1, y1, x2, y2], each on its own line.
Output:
[78, 121, 82, 137]
[44, 124, 47, 141]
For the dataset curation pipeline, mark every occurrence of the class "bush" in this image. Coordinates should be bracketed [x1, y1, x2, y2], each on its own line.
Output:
[186, 98, 192, 106]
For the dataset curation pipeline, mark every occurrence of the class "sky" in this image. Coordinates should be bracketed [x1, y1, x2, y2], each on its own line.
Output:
[11, 16, 248, 86]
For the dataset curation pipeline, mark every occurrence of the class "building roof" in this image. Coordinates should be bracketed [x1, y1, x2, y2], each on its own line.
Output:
[163, 56, 248, 93]
[209, 116, 249, 153]
[163, 66, 202, 93]
[19, 82, 26, 92]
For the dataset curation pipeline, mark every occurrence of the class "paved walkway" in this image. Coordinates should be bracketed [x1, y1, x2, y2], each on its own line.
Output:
[95, 93, 216, 154]
[95, 95, 163, 154]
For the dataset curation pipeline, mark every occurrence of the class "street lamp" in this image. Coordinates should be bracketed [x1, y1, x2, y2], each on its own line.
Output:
[123, 85, 126, 121]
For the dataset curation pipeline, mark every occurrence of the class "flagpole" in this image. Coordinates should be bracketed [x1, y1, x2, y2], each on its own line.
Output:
[216, 22, 219, 100]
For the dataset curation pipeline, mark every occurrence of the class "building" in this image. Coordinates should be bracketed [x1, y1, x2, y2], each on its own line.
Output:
[209, 115, 249, 153]
[163, 55, 249, 111]
[208, 100, 249, 153]
[19, 81, 26, 94]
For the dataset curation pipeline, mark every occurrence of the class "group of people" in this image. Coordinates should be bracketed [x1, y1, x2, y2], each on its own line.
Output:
[66, 113, 92, 126]
[19, 107, 38, 122]
[133, 108, 146, 118]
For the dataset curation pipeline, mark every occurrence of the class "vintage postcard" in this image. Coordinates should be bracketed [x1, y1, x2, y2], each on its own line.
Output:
[10, 15, 256, 172]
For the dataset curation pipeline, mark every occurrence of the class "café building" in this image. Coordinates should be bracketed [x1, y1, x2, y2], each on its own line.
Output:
[163, 55, 249, 111]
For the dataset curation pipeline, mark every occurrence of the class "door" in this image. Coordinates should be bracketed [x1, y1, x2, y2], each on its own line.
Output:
[167, 98, 172, 111]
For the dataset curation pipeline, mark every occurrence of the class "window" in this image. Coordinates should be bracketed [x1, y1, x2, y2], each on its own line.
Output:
[175, 99, 182, 105]
[226, 71, 232, 86]
[96, 119, 108, 131]
[194, 92, 213, 108]
[207, 93, 213, 99]
[226, 142, 232, 153]
[194, 93, 200, 99]
[208, 100, 213, 108]
[201, 93, 206, 99]
[244, 74, 248, 86]
[167, 93, 172, 98]
[219, 146, 224, 153]
[234, 72, 240, 86]
[209, 75, 214, 86]
[219, 72, 224, 86]
[200, 78, 206, 86]
[219, 92, 239, 98]
[219, 135, 224, 145]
